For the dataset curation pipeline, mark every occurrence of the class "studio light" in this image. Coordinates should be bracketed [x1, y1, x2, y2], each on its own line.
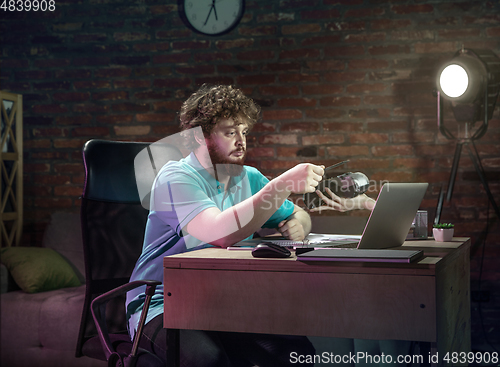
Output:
[434, 47, 500, 224]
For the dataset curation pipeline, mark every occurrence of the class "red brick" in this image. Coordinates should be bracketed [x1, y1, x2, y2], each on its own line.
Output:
[172, 40, 210, 51]
[113, 32, 150, 42]
[54, 163, 83, 173]
[23, 139, 52, 149]
[348, 159, 390, 170]
[136, 113, 176, 123]
[371, 19, 411, 30]
[246, 147, 275, 158]
[215, 38, 255, 50]
[237, 75, 275, 85]
[263, 62, 301, 72]
[325, 45, 364, 57]
[280, 48, 321, 59]
[281, 24, 322, 35]
[262, 109, 302, 121]
[112, 103, 150, 113]
[153, 53, 191, 64]
[391, 4, 434, 15]
[371, 171, 414, 183]
[54, 186, 83, 196]
[345, 32, 386, 43]
[259, 86, 300, 96]
[278, 98, 317, 108]
[96, 115, 134, 124]
[306, 109, 345, 119]
[324, 71, 365, 83]
[279, 74, 320, 83]
[53, 92, 90, 102]
[349, 133, 389, 144]
[302, 84, 344, 95]
[303, 134, 345, 145]
[33, 175, 71, 185]
[301, 9, 340, 20]
[301, 35, 342, 46]
[348, 59, 389, 70]
[133, 42, 170, 52]
[24, 163, 51, 173]
[114, 80, 151, 89]
[260, 159, 302, 170]
[438, 29, 481, 39]
[368, 45, 411, 56]
[32, 128, 67, 137]
[238, 26, 277, 37]
[114, 125, 151, 136]
[320, 96, 361, 107]
[324, 122, 364, 133]
[306, 60, 344, 71]
[350, 109, 391, 119]
[327, 145, 370, 157]
[32, 104, 69, 114]
[195, 53, 233, 63]
[153, 78, 191, 88]
[344, 8, 385, 18]
[53, 138, 88, 149]
[486, 27, 500, 38]
[252, 122, 276, 133]
[94, 68, 132, 78]
[92, 91, 128, 101]
[153, 101, 183, 111]
[259, 134, 298, 145]
[74, 81, 112, 90]
[392, 132, 436, 144]
[326, 21, 366, 32]
[371, 145, 415, 156]
[72, 127, 110, 137]
[236, 50, 275, 61]
[414, 42, 456, 54]
[281, 122, 320, 132]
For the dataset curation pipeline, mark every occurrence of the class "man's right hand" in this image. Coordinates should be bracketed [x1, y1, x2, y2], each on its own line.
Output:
[278, 163, 325, 194]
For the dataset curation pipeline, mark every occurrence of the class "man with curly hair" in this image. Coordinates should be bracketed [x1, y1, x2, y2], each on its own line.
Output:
[126, 84, 323, 366]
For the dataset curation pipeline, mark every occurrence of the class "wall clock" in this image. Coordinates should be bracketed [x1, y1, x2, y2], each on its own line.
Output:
[179, 0, 245, 36]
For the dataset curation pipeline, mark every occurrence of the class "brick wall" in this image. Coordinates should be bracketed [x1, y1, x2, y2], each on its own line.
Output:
[1, 0, 500, 345]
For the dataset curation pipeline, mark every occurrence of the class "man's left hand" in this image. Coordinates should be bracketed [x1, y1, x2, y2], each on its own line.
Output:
[278, 217, 306, 241]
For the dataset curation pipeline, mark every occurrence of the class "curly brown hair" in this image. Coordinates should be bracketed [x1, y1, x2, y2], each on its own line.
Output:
[179, 84, 261, 149]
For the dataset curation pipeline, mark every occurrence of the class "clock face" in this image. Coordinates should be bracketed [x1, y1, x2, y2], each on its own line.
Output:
[180, 0, 245, 36]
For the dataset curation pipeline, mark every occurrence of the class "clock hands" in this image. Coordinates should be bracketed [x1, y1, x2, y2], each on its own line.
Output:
[204, 0, 218, 26]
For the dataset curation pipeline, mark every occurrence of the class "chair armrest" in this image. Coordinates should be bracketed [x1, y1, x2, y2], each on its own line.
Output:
[90, 280, 161, 361]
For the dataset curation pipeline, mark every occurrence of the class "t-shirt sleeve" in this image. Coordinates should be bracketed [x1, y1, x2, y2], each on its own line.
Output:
[151, 164, 218, 236]
[247, 167, 295, 229]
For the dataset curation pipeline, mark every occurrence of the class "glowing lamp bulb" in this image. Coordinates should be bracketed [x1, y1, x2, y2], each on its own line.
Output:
[439, 64, 469, 98]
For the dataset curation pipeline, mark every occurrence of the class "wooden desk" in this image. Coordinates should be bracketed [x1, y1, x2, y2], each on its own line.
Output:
[163, 238, 470, 366]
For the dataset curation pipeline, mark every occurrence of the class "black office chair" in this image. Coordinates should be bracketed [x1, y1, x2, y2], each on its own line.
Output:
[75, 139, 183, 367]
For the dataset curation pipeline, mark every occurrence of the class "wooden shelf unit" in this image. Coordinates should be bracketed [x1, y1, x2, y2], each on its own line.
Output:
[1, 91, 23, 247]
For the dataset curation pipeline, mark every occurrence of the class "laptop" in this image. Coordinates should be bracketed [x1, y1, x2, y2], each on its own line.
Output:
[333, 182, 429, 249]
[228, 182, 429, 251]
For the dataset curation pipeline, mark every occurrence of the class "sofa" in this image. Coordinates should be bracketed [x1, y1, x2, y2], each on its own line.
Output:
[0, 211, 106, 367]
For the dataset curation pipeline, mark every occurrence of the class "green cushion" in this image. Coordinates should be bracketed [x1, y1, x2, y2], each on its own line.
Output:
[0, 247, 81, 293]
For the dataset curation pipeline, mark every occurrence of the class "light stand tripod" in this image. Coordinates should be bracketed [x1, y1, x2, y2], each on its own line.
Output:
[434, 89, 500, 225]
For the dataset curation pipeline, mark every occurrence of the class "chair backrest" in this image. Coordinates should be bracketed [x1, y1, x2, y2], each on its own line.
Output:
[76, 139, 182, 357]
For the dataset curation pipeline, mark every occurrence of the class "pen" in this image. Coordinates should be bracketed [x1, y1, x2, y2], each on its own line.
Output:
[324, 160, 350, 176]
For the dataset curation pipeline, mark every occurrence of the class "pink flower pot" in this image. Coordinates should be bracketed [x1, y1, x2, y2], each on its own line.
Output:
[433, 228, 454, 242]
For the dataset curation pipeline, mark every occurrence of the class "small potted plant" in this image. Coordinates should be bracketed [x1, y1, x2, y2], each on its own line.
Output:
[433, 223, 454, 242]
